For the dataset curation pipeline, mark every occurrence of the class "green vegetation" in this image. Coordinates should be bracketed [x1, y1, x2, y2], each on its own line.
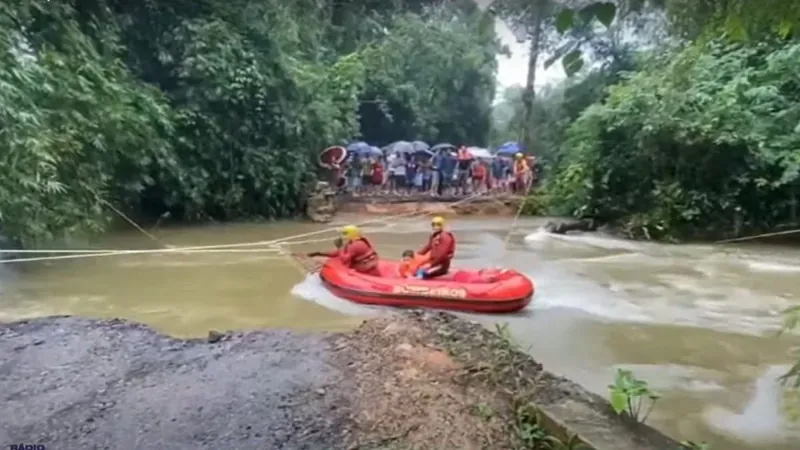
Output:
[496, 1, 800, 243]
[490, 323, 590, 450]
[8, 0, 796, 247]
[438, 320, 590, 449]
[548, 39, 800, 241]
[605, 369, 709, 449]
[495, 2, 800, 440]
[0, 0, 499, 247]
[490, 0, 800, 429]
[608, 368, 660, 423]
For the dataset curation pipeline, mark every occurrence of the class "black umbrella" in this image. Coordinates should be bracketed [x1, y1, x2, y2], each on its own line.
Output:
[411, 140, 430, 152]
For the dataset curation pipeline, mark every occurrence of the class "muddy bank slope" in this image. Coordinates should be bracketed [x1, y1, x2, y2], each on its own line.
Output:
[1, 312, 680, 450]
[337, 194, 524, 216]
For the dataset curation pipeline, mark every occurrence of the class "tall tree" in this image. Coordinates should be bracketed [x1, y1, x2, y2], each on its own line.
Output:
[488, 0, 619, 152]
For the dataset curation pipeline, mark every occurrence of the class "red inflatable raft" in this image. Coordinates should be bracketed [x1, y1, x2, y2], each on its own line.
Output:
[319, 259, 534, 313]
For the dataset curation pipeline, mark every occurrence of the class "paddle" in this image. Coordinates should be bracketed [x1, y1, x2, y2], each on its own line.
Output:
[290, 236, 342, 273]
[290, 253, 322, 273]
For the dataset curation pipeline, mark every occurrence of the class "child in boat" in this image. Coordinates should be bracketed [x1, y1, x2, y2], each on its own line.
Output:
[398, 250, 430, 278]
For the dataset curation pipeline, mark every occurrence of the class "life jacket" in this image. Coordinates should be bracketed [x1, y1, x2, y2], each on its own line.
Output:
[399, 253, 429, 277]
[410, 252, 430, 274]
[344, 237, 378, 271]
[430, 231, 455, 260]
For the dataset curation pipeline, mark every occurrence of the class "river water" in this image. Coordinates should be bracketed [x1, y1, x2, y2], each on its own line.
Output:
[1, 214, 799, 449]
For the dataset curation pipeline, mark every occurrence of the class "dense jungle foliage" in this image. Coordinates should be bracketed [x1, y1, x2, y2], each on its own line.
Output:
[4, 0, 800, 246]
[492, 0, 800, 242]
[0, 0, 499, 246]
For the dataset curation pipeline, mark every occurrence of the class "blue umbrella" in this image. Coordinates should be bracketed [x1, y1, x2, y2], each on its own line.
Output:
[346, 141, 370, 153]
[495, 141, 522, 156]
[414, 148, 434, 157]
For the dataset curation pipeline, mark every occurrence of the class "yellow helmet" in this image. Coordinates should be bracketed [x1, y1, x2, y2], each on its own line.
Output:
[515, 152, 523, 159]
[431, 216, 445, 227]
[341, 224, 360, 240]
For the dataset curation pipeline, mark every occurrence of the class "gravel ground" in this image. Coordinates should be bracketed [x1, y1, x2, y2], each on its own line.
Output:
[0, 316, 349, 450]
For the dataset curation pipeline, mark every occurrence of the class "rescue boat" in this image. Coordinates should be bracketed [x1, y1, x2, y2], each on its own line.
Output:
[319, 259, 534, 314]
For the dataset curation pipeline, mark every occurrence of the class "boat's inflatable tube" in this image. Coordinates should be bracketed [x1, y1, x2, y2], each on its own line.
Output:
[319, 259, 534, 313]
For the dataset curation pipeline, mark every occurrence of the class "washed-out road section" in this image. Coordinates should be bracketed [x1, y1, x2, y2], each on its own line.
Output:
[0, 316, 348, 450]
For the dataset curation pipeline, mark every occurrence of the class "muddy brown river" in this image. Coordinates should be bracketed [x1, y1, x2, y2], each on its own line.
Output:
[1, 214, 799, 449]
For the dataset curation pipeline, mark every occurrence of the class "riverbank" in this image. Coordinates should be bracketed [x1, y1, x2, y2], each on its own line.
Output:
[1, 311, 680, 449]
[337, 193, 525, 216]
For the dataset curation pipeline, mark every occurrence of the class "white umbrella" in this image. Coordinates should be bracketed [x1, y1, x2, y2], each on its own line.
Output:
[467, 147, 493, 159]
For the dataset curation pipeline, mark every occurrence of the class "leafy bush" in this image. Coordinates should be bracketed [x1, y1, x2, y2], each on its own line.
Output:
[608, 368, 660, 423]
[0, 4, 174, 246]
[548, 40, 800, 240]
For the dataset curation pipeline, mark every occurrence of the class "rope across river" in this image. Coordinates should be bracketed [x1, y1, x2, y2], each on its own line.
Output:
[0, 191, 500, 265]
[4, 188, 788, 266]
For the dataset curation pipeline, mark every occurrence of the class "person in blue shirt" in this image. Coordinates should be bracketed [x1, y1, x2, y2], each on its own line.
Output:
[491, 157, 504, 193]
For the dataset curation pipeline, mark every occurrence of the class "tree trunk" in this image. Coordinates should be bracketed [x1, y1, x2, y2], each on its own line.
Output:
[519, 2, 544, 151]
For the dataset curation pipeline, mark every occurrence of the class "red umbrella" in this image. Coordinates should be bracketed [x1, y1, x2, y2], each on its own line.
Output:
[319, 146, 347, 168]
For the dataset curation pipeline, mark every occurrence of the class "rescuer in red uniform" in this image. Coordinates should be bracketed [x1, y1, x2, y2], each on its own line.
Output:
[306, 225, 380, 276]
[416, 216, 456, 279]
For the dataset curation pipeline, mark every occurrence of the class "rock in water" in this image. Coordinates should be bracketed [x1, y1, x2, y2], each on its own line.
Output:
[544, 218, 598, 235]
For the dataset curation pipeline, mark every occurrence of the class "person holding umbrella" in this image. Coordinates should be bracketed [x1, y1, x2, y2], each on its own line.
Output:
[430, 149, 443, 196]
[430, 143, 455, 196]
[388, 152, 406, 194]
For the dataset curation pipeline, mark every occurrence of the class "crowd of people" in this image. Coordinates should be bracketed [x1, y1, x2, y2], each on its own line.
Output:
[329, 146, 538, 196]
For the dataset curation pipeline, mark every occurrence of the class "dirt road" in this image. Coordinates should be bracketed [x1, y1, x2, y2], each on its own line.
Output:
[1, 317, 348, 450]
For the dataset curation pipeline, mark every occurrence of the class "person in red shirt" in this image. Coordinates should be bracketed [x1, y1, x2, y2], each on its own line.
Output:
[306, 225, 380, 276]
[416, 216, 456, 279]
[371, 158, 384, 193]
[471, 160, 486, 193]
